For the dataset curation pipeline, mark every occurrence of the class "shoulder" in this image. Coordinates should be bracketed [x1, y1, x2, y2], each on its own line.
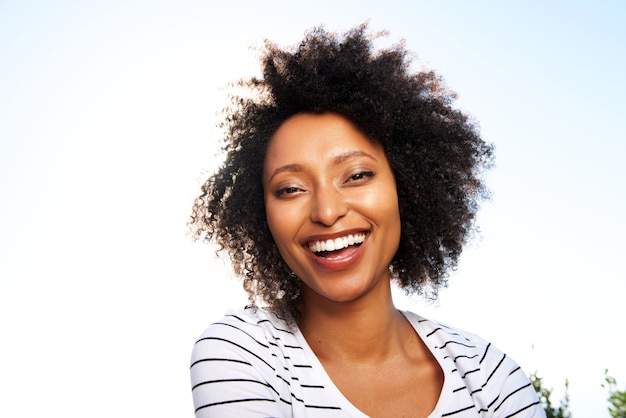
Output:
[404, 312, 545, 417]
[190, 307, 299, 416]
[191, 306, 296, 367]
[194, 306, 294, 343]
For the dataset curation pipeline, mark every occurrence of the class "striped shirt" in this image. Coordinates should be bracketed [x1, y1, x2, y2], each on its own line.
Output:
[190, 307, 544, 417]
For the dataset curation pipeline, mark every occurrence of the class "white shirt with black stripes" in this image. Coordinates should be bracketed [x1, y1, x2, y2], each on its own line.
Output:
[190, 307, 545, 417]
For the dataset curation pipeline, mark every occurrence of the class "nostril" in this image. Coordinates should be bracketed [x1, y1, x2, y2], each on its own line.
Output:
[310, 200, 348, 226]
[309, 188, 349, 225]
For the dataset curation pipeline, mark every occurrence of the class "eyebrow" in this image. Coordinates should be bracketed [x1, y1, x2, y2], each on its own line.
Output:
[267, 164, 304, 181]
[267, 150, 378, 181]
[332, 150, 377, 165]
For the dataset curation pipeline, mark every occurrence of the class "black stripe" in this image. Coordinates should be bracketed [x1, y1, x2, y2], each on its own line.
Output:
[279, 392, 339, 410]
[437, 340, 477, 350]
[483, 353, 506, 388]
[494, 382, 533, 412]
[461, 368, 480, 379]
[226, 314, 249, 325]
[276, 373, 291, 386]
[454, 354, 479, 362]
[509, 365, 521, 376]
[195, 397, 276, 412]
[276, 390, 340, 410]
[430, 330, 470, 342]
[190, 357, 251, 369]
[256, 318, 293, 334]
[470, 387, 483, 395]
[227, 313, 294, 335]
[303, 403, 342, 410]
[479, 342, 491, 364]
[441, 404, 475, 416]
[212, 322, 271, 349]
[283, 343, 304, 350]
[504, 400, 541, 418]
[487, 394, 500, 409]
[192, 378, 278, 396]
[217, 317, 304, 352]
[427, 327, 443, 337]
[195, 336, 276, 371]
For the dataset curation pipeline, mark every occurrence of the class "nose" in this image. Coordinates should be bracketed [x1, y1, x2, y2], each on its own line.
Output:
[310, 185, 348, 226]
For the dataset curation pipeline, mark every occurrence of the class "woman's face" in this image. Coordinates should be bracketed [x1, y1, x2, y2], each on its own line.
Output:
[263, 113, 401, 305]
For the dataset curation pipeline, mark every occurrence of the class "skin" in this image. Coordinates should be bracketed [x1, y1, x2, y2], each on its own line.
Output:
[263, 113, 444, 417]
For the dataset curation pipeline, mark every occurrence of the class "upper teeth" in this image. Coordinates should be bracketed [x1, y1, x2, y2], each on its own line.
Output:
[308, 233, 366, 253]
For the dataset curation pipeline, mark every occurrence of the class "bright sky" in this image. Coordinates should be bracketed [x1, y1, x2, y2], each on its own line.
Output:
[1, 1, 624, 417]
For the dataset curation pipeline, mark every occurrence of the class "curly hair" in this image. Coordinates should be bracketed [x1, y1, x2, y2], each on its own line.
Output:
[189, 23, 493, 322]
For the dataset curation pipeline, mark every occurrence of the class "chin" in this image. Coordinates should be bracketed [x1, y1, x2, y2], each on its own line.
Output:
[303, 275, 388, 306]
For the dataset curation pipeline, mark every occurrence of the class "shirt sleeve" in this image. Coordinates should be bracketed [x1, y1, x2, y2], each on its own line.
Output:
[486, 353, 546, 418]
[190, 321, 285, 417]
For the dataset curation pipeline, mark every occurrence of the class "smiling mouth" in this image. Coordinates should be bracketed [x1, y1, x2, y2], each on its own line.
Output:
[307, 233, 366, 257]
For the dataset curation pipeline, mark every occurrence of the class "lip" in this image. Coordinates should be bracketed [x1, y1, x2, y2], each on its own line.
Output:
[303, 230, 369, 270]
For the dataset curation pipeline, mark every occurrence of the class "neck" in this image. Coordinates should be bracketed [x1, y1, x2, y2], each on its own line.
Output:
[297, 280, 409, 363]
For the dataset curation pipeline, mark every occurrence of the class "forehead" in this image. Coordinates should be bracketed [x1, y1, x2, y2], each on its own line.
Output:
[264, 113, 383, 169]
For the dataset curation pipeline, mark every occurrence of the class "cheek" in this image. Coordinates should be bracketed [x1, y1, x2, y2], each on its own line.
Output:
[265, 203, 283, 242]
[385, 198, 402, 243]
[265, 201, 302, 250]
[357, 185, 400, 218]
[368, 185, 401, 242]
[265, 204, 306, 275]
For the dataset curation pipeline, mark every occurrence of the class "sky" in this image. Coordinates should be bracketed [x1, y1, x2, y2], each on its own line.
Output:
[1, 1, 624, 416]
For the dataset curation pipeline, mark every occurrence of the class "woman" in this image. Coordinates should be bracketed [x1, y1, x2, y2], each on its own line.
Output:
[189, 24, 544, 417]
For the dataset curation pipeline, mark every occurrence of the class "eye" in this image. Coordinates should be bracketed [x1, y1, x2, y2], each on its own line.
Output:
[347, 171, 375, 183]
[275, 186, 302, 197]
